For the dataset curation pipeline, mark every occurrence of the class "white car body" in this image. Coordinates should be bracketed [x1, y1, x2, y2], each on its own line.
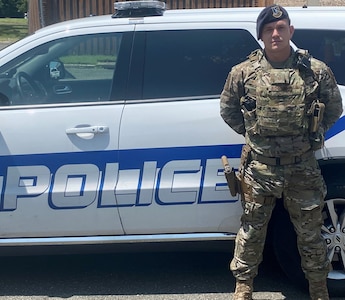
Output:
[0, 4, 344, 293]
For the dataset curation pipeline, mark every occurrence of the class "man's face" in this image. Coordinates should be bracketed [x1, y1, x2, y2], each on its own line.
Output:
[260, 19, 294, 54]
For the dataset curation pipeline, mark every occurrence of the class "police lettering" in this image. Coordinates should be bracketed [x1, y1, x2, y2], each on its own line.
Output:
[0, 158, 238, 211]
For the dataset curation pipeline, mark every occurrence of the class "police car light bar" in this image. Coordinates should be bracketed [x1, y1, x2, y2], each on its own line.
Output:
[112, 1, 166, 18]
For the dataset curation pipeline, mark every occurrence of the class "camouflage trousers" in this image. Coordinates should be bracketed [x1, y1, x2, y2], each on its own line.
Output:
[230, 155, 330, 282]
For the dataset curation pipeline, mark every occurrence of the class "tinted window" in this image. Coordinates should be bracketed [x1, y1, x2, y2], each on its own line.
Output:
[142, 29, 259, 99]
[0, 33, 123, 106]
[293, 29, 345, 85]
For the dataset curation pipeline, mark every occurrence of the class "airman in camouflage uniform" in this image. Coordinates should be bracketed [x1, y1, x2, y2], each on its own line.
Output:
[220, 5, 343, 300]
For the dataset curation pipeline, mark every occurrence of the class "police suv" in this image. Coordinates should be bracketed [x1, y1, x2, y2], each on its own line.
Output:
[0, 2, 344, 295]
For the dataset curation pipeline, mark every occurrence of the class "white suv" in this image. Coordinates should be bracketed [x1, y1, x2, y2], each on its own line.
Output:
[0, 2, 343, 295]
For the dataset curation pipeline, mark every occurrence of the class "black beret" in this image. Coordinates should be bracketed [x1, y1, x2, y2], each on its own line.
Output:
[256, 5, 290, 39]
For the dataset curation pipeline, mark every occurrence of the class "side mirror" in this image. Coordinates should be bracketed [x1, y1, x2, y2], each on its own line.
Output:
[49, 60, 65, 80]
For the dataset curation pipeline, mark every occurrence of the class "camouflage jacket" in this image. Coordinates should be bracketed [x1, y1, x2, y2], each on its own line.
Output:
[220, 48, 343, 157]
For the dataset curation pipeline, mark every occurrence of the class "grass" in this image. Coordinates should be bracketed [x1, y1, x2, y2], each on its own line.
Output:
[0, 18, 28, 43]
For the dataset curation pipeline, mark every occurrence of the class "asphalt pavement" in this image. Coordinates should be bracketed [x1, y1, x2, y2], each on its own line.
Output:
[0, 250, 343, 300]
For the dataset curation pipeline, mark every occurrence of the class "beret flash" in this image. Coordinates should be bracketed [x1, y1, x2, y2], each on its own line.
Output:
[256, 5, 290, 39]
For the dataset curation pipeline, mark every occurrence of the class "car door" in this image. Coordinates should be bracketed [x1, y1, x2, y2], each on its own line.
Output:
[118, 24, 260, 235]
[0, 30, 133, 239]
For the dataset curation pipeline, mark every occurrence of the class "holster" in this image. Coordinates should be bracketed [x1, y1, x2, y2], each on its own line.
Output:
[238, 144, 251, 195]
[240, 144, 251, 167]
[308, 100, 325, 150]
[221, 155, 240, 197]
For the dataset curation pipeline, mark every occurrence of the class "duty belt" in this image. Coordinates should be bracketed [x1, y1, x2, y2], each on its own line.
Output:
[251, 151, 313, 166]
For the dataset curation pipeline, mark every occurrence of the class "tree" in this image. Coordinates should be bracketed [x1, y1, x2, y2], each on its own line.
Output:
[0, 0, 27, 17]
[16, 0, 28, 14]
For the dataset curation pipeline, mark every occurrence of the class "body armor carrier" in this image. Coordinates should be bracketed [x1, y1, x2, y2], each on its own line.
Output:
[241, 50, 318, 137]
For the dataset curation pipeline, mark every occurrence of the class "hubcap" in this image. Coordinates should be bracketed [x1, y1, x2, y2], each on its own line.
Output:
[322, 198, 345, 280]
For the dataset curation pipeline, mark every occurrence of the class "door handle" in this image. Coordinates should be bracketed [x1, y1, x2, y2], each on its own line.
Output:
[54, 85, 72, 94]
[66, 125, 109, 134]
[66, 125, 109, 139]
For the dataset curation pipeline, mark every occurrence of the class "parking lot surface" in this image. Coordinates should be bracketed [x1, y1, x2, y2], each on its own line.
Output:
[0, 250, 343, 300]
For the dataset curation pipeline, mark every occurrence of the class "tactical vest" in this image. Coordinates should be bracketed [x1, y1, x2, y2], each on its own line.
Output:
[241, 50, 318, 137]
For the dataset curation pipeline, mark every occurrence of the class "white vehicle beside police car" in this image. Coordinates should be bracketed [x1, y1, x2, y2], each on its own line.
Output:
[0, 1, 344, 295]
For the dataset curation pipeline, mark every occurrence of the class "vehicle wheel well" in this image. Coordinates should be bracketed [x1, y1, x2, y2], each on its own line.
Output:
[320, 162, 345, 199]
[265, 161, 345, 297]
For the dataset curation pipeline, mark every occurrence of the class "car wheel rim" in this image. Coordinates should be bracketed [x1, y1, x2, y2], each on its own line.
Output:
[322, 198, 345, 280]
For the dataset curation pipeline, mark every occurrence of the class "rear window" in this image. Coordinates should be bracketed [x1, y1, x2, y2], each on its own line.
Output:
[293, 29, 345, 85]
[142, 29, 259, 99]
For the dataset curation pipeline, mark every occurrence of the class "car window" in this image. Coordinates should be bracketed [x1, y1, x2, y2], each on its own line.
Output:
[293, 29, 345, 86]
[141, 29, 259, 99]
[0, 33, 123, 106]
